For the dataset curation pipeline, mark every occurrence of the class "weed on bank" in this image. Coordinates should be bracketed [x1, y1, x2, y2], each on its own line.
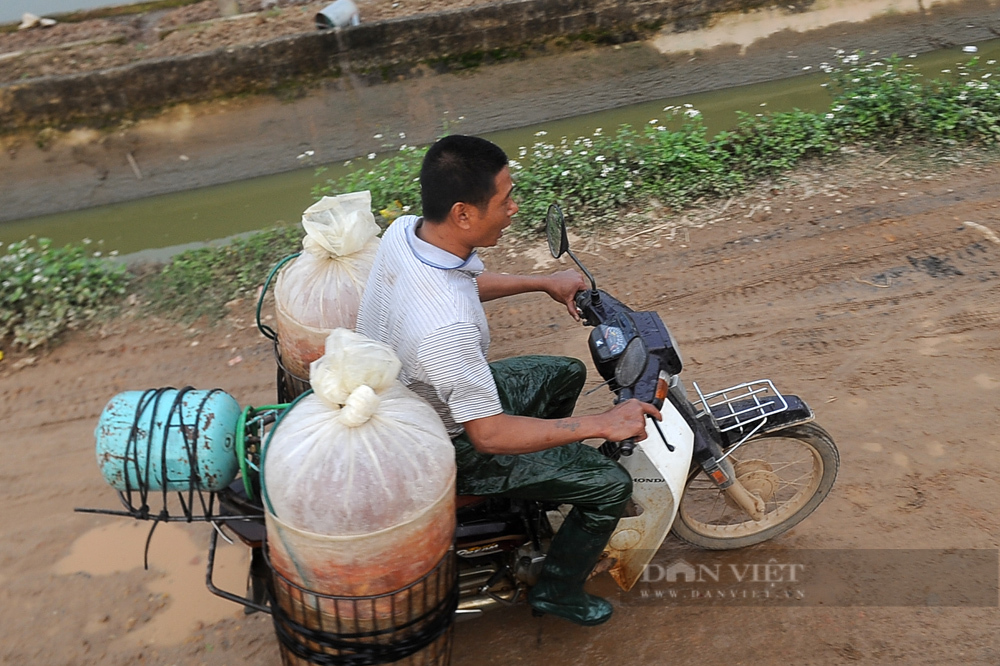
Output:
[3, 53, 1000, 348]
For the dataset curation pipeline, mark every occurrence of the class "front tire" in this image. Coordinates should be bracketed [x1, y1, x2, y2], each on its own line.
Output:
[670, 422, 839, 550]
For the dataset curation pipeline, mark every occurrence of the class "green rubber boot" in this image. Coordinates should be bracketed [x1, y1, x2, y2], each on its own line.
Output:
[528, 509, 617, 626]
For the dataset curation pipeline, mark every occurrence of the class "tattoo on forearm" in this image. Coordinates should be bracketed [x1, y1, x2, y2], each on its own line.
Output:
[554, 419, 581, 432]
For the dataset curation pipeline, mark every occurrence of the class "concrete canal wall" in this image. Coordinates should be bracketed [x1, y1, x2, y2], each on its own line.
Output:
[0, 0, 859, 128]
[0, 0, 788, 129]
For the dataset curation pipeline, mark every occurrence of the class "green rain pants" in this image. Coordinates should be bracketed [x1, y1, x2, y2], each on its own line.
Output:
[451, 355, 633, 534]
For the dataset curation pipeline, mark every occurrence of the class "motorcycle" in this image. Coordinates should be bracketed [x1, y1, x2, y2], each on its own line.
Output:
[83, 202, 839, 625]
[207, 202, 839, 619]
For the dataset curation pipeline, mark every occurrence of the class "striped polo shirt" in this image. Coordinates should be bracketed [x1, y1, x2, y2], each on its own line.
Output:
[356, 215, 503, 436]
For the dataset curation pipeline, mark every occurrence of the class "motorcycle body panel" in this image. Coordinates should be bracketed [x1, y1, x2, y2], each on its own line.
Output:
[606, 401, 694, 591]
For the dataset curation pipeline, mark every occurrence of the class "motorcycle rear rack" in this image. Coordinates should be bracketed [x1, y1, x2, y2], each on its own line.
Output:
[691, 379, 789, 460]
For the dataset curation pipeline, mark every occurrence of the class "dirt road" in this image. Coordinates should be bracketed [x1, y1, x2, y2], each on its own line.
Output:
[1, 150, 999, 664]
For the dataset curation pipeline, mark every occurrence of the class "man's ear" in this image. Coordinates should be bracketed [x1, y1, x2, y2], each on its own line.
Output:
[449, 202, 473, 230]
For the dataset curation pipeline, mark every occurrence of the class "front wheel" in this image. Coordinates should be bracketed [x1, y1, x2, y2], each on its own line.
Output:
[670, 422, 839, 550]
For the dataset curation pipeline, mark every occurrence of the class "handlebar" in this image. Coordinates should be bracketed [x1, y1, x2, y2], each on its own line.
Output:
[613, 386, 638, 456]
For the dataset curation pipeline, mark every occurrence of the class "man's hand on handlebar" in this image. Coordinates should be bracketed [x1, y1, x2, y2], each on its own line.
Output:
[542, 270, 587, 321]
[600, 399, 662, 442]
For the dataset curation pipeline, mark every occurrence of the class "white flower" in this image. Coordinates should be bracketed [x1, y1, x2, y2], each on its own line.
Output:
[535, 130, 548, 136]
[941, 69, 951, 73]
[649, 119, 658, 124]
[561, 170, 570, 176]
[683, 103, 693, 108]
[656, 126, 667, 131]
[32, 274, 44, 284]
[399, 132, 406, 138]
[663, 105, 674, 111]
[368, 152, 376, 159]
[825, 113, 834, 119]
[624, 180, 632, 188]
[802, 65, 812, 71]
[684, 109, 700, 118]
[593, 127, 603, 135]
[595, 155, 606, 162]
[399, 144, 408, 150]
[373, 133, 383, 139]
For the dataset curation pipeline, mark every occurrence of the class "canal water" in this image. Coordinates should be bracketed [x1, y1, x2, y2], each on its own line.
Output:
[1, 39, 997, 257]
[0, 0, 134, 23]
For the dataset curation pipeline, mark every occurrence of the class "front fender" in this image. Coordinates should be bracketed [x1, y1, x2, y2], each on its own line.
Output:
[713, 394, 815, 450]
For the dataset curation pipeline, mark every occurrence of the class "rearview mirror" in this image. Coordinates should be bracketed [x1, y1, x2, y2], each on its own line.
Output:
[614, 337, 649, 389]
[546, 203, 569, 259]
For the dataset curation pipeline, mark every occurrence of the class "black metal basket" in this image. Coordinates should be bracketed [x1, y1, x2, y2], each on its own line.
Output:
[273, 340, 312, 404]
[267, 547, 457, 666]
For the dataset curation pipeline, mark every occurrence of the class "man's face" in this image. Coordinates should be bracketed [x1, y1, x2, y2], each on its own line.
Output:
[468, 166, 518, 247]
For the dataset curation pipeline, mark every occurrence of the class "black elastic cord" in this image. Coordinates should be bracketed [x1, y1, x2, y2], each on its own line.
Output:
[112, 387, 222, 567]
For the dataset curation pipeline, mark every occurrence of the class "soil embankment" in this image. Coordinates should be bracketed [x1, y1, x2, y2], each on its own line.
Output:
[1, 0, 999, 223]
[2, 150, 999, 663]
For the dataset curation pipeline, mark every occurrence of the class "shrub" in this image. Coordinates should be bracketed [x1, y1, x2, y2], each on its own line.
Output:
[0, 238, 128, 349]
[139, 224, 302, 321]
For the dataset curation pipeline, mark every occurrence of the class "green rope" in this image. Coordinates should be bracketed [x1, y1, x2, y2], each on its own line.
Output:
[256, 253, 300, 341]
[236, 403, 289, 501]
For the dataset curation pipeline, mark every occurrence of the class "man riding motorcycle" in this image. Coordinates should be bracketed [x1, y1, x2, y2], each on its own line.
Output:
[355, 134, 660, 626]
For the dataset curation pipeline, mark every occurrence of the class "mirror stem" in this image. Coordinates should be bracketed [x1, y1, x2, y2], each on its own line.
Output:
[566, 249, 600, 303]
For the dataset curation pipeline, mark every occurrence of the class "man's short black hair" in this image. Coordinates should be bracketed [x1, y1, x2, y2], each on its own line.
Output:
[420, 135, 509, 223]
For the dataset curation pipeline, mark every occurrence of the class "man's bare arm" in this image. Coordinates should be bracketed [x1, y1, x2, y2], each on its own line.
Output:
[462, 399, 661, 455]
[476, 270, 586, 320]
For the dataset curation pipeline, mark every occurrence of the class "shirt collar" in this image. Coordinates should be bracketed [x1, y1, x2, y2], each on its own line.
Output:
[404, 216, 484, 274]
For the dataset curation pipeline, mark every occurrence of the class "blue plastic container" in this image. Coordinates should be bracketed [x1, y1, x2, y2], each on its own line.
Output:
[95, 388, 242, 492]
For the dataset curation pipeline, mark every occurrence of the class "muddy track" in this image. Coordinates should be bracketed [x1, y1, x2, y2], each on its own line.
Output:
[1, 156, 999, 664]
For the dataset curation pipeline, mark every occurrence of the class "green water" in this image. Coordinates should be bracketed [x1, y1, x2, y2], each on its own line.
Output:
[2, 39, 998, 258]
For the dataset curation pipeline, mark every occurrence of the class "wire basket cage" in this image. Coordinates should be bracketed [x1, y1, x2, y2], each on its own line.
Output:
[273, 340, 312, 404]
[267, 547, 458, 666]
